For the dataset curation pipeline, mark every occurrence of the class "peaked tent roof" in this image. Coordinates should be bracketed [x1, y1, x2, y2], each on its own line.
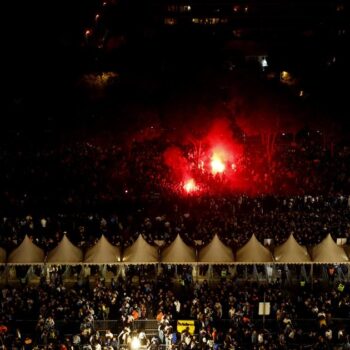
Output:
[84, 235, 121, 264]
[47, 235, 83, 264]
[8, 235, 45, 265]
[198, 234, 234, 264]
[123, 235, 158, 264]
[161, 234, 196, 264]
[274, 234, 311, 263]
[236, 234, 273, 263]
[0, 247, 7, 264]
[344, 245, 350, 258]
[311, 234, 349, 263]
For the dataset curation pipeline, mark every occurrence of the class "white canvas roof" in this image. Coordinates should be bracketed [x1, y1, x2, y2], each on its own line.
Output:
[161, 234, 196, 264]
[274, 234, 311, 263]
[198, 234, 234, 264]
[236, 234, 273, 263]
[122, 235, 158, 264]
[84, 235, 121, 264]
[47, 235, 83, 264]
[8, 235, 45, 265]
[311, 234, 349, 263]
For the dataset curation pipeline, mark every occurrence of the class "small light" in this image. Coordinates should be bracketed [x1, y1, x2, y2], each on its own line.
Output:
[85, 29, 92, 37]
[299, 90, 304, 97]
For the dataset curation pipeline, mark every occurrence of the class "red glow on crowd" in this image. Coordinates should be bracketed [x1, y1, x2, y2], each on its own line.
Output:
[162, 118, 245, 195]
[164, 146, 190, 180]
[183, 178, 198, 193]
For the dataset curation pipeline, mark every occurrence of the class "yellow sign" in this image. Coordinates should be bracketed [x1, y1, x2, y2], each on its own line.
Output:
[338, 283, 345, 292]
[177, 320, 195, 335]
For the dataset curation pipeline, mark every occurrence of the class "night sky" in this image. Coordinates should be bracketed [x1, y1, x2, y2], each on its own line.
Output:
[4, 0, 350, 134]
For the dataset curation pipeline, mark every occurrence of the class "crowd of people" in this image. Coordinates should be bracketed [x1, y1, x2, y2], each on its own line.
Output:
[0, 192, 350, 255]
[1, 123, 350, 349]
[0, 126, 350, 253]
[1, 270, 350, 349]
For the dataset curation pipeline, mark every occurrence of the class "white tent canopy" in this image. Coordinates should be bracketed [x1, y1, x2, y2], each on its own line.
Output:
[84, 235, 121, 264]
[8, 235, 45, 265]
[122, 235, 158, 264]
[236, 234, 273, 263]
[311, 234, 349, 263]
[161, 234, 196, 264]
[198, 234, 234, 264]
[274, 234, 311, 263]
[47, 235, 83, 264]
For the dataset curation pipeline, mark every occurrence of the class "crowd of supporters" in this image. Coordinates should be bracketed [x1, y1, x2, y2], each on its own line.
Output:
[0, 193, 350, 254]
[1, 271, 350, 349]
[0, 126, 350, 252]
[1, 124, 350, 349]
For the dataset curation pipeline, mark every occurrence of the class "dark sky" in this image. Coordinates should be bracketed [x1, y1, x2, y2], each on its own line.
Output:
[4, 0, 350, 131]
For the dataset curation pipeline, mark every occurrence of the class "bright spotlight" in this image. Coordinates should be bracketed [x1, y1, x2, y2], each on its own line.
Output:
[131, 337, 141, 350]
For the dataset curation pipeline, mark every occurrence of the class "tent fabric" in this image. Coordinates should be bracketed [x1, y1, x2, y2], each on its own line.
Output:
[7, 235, 45, 265]
[198, 234, 234, 264]
[122, 235, 158, 264]
[0, 247, 7, 264]
[311, 234, 349, 263]
[344, 245, 350, 259]
[236, 234, 273, 263]
[47, 235, 83, 264]
[161, 234, 196, 264]
[274, 234, 311, 263]
[84, 235, 121, 264]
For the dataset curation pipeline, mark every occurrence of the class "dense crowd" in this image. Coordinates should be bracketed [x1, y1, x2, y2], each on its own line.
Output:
[0, 193, 350, 254]
[0, 127, 350, 253]
[1, 272, 350, 349]
[1, 125, 350, 349]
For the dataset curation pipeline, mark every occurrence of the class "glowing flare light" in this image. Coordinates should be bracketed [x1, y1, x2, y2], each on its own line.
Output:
[210, 154, 225, 175]
[183, 179, 197, 193]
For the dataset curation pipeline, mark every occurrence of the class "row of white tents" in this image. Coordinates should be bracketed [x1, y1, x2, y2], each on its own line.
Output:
[0, 233, 349, 265]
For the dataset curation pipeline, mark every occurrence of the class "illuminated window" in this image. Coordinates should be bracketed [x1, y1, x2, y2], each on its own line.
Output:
[167, 4, 191, 12]
[244, 6, 249, 12]
[233, 5, 240, 12]
[261, 57, 268, 68]
[164, 17, 177, 25]
[192, 17, 220, 25]
[180, 5, 191, 12]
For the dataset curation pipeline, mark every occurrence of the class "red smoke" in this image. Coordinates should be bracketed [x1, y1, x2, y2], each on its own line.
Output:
[202, 118, 243, 173]
[163, 118, 244, 194]
[163, 146, 190, 180]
